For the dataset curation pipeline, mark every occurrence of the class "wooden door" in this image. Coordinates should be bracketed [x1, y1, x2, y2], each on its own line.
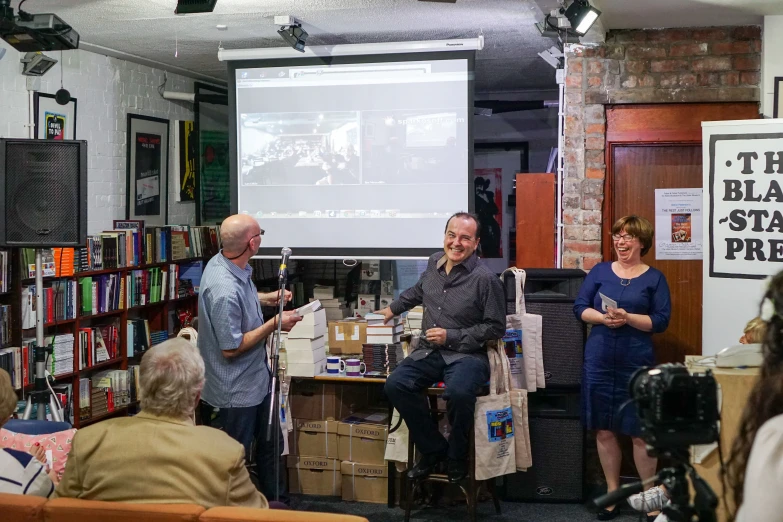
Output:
[604, 103, 758, 363]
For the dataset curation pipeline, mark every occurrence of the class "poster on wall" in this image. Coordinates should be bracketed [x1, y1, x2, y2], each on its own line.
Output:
[177, 120, 196, 202]
[474, 168, 503, 258]
[126, 114, 169, 226]
[708, 129, 783, 279]
[654, 188, 703, 260]
[34, 92, 77, 140]
[200, 130, 230, 224]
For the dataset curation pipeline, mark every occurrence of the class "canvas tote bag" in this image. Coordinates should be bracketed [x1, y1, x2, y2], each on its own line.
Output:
[384, 408, 410, 463]
[500, 268, 544, 392]
[474, 348, 517, 480]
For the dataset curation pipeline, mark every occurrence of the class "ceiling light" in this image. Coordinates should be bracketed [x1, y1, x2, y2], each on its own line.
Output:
[564, 0, 601, 36]
[20, 51, 57, 76]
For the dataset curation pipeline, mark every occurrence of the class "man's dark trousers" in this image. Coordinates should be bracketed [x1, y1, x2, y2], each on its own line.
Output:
[202, 392, 288, 503]
[385, 350, 490, 461]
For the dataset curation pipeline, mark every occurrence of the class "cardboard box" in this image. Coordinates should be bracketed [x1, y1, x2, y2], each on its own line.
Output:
[341, 461, 388, 503]
[287, 358, 327, 377]
[338, 410, 390, 464]
[328, 319, 367, 355]
[289, 380, 372, 421]
[286, 346, 326, 365]
[295, 419, 339, 459]
[288, 309, 327, 339]
[287, 456, 341, 496]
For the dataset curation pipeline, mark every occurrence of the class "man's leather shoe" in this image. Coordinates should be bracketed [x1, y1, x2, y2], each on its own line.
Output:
[407, 452, 446, 480]
[447, 459, 468, 483]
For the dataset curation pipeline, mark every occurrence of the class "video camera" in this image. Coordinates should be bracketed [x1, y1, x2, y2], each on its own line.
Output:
[0, 0, 79, 53]
[630, 363, 720, 449]
[593, 364, 720, 522]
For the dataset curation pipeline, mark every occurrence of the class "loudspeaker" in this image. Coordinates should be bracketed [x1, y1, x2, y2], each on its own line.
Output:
[503, 389, 585, 502]
[504, 269, 587, 388]
[0, 139, 87, 247]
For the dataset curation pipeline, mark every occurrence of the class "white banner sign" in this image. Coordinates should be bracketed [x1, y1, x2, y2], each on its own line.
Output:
[708, 131, 783, 278]
[655, 188, 703, 260]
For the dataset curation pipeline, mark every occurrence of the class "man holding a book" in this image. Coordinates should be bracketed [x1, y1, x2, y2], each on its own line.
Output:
[197, 214, 301, 504]
[379, 212, 506, 483]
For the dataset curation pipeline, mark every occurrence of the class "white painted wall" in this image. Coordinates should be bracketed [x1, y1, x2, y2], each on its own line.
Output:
[761, 15, 783, 118]
[701, 118, 783, 355]
[0, 41, 207, 233]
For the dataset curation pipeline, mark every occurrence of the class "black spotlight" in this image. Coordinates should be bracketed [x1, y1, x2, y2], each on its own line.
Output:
[278, 24, 308, 53]
[564, 0, 601, 36]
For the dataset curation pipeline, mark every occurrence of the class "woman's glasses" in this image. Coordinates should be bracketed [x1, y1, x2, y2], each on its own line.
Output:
[611, 233, 636, 242]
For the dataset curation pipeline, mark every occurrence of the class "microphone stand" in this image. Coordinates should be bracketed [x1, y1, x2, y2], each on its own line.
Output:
[265, 258, 289, 502]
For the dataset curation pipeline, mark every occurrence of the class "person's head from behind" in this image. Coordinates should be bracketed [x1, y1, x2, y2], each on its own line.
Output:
[0, 369, 17, 429]
[220, 214, 264, 261]
[740, 317, 767, 344]
[140, 338, 205, 421]
[443, 212, 481, 265]
[611, 215, 654, 263]
[727, 270, 783, 513]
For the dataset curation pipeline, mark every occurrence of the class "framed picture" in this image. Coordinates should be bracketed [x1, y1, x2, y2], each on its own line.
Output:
[34, 92, 77, 140]
[112, 219, 145, 232]
[775, 77, 783, 118]
[126, 114, 169, 226]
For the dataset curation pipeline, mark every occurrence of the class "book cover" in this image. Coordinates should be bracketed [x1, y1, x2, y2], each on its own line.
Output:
[671, 213, 692, 243]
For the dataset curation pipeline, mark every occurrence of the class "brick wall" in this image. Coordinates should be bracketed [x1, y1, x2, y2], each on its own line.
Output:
[562, 26, 761, 270]
[0, 45, 205, 233]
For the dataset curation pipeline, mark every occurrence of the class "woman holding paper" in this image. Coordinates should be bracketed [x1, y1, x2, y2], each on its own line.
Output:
[573, 215, 671, 521]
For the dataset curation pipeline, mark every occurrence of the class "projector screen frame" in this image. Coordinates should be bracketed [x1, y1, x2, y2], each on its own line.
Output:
[228, 50, 475, 259]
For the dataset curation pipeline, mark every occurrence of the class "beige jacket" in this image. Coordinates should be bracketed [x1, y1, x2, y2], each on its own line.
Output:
[55, 410, 267, 509]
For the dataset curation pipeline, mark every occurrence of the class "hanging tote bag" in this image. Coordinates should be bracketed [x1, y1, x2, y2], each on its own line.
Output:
[500, 268, 543, 392]
[384, 408, 410, 463]
[474, 348, 517, 480]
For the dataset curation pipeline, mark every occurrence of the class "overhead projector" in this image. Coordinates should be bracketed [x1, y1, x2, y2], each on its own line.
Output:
[0, 1, 79, 52]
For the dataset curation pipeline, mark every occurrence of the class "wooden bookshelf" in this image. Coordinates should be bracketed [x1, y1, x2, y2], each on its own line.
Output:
[7, 253, 205, 428]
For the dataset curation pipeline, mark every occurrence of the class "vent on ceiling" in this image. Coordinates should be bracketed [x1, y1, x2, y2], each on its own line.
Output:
[175, 0, 218, 14]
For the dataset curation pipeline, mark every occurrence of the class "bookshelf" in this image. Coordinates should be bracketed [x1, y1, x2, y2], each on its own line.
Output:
[3, 250, 208, 428]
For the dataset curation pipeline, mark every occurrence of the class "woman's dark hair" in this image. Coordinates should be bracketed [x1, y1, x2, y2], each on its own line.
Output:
[611, 215, 654, 257]
[725, 270, 783, 519]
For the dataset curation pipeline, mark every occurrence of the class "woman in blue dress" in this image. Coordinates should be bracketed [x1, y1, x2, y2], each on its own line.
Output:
[573, 215, 671, 521]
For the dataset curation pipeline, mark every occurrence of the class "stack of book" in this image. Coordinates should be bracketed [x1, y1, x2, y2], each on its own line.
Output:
[362, 313, 404, 374]
[365, 317, 403, 345]
[285, 301, 327, 377]
[46, 333, 75, 376]
[311, 285, 348, 321]
[150, 330, 168, 347]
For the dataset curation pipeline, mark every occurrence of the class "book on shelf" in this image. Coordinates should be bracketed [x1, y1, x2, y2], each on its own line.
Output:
[0, 250, 11, 292]
[0, 346, 22, 389]
[79, 365, 140, 422]
[179, 260, 203, 295]
[0, 304, 11, 347]
[78, 322, 119, 369]
[79, 274, 123, 316]
[127, 319, 151, 357]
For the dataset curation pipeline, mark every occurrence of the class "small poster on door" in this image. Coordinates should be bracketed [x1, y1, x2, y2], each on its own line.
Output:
[655, 189, 703, 260]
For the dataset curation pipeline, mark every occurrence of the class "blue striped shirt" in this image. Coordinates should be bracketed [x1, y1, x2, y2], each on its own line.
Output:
[197, 252, 269, 408]
[0, 448, 55, 498]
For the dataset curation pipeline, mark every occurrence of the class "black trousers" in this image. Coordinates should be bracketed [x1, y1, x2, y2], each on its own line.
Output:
[384, 350, 489, 461]
[199, 392, 287, 503]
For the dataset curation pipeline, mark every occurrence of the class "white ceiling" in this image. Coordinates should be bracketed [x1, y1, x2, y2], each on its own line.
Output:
[13, 0, 558, 93]
[594, 0, 781, 29]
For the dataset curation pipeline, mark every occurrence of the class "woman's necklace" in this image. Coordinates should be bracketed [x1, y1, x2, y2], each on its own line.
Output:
[617, 263, 642, 287]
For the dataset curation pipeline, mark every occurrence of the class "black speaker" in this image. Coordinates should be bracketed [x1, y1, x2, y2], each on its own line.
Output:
[0, 139, 87, 247]
[503, 389, 585, 502]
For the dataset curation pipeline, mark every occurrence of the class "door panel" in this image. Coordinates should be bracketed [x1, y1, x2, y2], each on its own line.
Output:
[611, 145, 702, 363]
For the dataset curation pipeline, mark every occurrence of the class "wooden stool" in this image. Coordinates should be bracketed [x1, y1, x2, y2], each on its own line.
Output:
[402, 385, 501, 522]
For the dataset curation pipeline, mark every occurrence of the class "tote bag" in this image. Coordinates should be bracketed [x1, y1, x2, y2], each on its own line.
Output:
[474, 349, 517, 480]
[500, 268, 544, 392]
[384, 408, 410, 463]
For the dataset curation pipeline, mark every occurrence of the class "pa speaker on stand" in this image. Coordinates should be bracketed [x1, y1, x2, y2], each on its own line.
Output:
[0, 138, 88, 422]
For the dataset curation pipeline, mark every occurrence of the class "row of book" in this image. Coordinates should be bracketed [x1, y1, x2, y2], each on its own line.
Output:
[0, 250, 10, 292]
[1, 334, 75, 390]
[78, 367, 140, 421]
[78, 324, 120, 370]
[20, 281, 78, 329]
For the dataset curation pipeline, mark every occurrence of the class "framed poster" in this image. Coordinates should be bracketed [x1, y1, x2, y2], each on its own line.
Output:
[34, 92, 77, 140]
[176, 120, 196, 202]
[775, 77, 783, 118]
[126, 114, 169, 226]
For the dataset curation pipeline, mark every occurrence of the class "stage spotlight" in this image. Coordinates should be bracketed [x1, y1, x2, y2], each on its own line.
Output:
[20, 51, 57, 76]
[277, 23, 308, 53]
[564, 0, 601, 36]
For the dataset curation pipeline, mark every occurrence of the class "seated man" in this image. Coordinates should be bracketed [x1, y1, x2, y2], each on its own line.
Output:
[381, 212, 506, 483]
[0, 369, 58, 497]
[55, 338, 267, 509]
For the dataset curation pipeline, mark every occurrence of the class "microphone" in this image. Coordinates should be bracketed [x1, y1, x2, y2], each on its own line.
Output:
[278, 247, 292, 281]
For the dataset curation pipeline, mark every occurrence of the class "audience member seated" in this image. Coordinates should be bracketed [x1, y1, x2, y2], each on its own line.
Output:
[55, 337, 268, 509]
[739, 316, 766, 345]
[0, 368, 58, 497]
[726, 271, 783, 522]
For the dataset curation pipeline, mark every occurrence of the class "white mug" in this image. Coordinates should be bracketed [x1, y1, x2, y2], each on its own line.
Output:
[327, 356, 345, 374]
[345, 358, 366, 377]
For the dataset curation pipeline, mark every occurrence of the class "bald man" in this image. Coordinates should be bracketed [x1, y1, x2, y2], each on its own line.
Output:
[198, 214, 301, 503]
